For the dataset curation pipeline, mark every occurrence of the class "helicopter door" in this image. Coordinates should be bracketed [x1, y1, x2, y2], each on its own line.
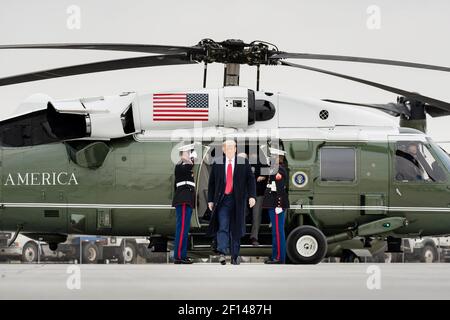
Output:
[313, 145, 359, 225]
[0, 148, 2, 231]
[389, 138, 449, 216]
[358, 143, 389, 215]
[193, 143, 211, 228]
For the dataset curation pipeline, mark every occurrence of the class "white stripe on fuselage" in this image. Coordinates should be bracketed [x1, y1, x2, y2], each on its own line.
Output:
[0, 203, 449, 212]
[0, 203, 173, 209]
[291, 205, 450, 212]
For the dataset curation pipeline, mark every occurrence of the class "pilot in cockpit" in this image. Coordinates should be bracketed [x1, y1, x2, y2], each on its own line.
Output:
[396, 142, 425, 181]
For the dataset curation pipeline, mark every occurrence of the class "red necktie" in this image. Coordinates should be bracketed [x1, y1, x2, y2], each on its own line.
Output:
[225, 160, 233, 194]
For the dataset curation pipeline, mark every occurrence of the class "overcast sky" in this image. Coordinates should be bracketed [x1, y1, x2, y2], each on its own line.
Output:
[0, 0, 449, 144]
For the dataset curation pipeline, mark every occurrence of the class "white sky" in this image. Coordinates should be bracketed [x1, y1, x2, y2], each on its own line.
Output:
[0, 0, 449, 145]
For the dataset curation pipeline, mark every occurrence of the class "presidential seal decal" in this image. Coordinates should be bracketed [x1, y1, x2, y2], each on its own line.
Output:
[292, 171, 308, 188]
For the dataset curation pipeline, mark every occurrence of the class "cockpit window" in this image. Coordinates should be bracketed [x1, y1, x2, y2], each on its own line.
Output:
[394, 141, 446, 182]
[428, 139, 450, 172]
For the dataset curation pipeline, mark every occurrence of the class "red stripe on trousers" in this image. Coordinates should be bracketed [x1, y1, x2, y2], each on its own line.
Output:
[275, 211, 280, 261]
[178, 203, 186, 259]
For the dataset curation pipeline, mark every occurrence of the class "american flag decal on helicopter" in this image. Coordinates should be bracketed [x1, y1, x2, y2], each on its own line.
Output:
[152, 93, 209, 121]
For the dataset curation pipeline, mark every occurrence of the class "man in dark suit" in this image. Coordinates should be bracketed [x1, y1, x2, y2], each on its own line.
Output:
[207, 140, 256, 265]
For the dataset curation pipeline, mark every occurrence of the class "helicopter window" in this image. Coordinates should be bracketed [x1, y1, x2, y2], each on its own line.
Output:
[428, 140, 450, 172]
[394, 141, 446, 182]
[320, 147, 356, 182]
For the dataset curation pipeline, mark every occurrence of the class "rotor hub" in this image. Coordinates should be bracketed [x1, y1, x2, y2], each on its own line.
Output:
[191, 38, 279, 65]
[397, 96, 427, 120]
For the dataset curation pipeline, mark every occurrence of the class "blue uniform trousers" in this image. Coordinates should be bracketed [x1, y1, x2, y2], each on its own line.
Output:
[268, 208, 286, 263]
[174, 203, 192, 260]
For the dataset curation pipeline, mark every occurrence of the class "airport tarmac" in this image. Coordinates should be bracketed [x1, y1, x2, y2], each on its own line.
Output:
[0, 263, 449, 300]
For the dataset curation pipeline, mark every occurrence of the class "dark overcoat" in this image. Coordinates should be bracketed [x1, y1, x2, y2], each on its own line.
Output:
[207, 155, 256, 238]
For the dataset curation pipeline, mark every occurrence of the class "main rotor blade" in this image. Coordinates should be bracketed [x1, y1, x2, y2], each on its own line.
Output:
[281, 61, 450, 113]
[0, 54, 194, 86]
[322, 99, 410, 117]
[425, 105, 450, 117]
[273, 52, 450, 73]
[0, 43, 199, 55]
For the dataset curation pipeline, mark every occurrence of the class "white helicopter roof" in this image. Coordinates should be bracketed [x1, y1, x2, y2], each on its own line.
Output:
[7, 87, 426, 145]
[274, 92, 397, 129]
[134, 88, 404, 143]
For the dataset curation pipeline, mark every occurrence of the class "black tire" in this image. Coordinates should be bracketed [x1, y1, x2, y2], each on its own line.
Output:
[118, 242, 137, 264]
[341, 251, 362, 263]
[22, 242, 39, 263]
[286, 226, 327, 264]
[82, 243, 99, 264]
[420, 244, 437, 263]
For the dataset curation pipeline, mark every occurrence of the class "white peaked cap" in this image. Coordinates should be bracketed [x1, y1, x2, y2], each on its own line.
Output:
[178, 143, 196, 152]
[269, 147, 286, 156]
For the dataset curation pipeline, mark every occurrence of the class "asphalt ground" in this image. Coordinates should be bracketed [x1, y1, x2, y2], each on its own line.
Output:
[0, 263, 449, 299]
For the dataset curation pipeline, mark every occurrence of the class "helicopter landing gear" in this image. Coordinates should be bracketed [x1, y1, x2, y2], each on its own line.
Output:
[286, 226, 327, 264]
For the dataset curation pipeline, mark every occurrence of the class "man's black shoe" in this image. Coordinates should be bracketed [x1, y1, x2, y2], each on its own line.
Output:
[231, 256, 241, 265]
[174, 258, 194, 264]
[264, 259, 282, 264]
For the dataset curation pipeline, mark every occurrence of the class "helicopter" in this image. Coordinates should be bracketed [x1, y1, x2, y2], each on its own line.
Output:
[0, 38, 449, 264]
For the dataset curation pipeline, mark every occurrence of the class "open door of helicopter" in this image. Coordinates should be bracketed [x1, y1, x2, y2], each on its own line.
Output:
[0, 148, 2, 232]
[389, 136, 449, 227]
[192, 143, 211, 228]
[193, 139, 276, 240]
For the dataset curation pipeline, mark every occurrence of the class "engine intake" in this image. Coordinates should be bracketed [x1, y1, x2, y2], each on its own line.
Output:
[0, 93, 139, 147]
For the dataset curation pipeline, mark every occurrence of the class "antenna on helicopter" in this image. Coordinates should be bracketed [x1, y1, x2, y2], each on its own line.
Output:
[202, 62, 208, 88]
[256, 64, 261, 91]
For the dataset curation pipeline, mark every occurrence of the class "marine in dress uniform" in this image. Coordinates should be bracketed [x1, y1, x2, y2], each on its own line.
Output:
[172, 144, 197, 264]
[262, 148, 289, 264]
